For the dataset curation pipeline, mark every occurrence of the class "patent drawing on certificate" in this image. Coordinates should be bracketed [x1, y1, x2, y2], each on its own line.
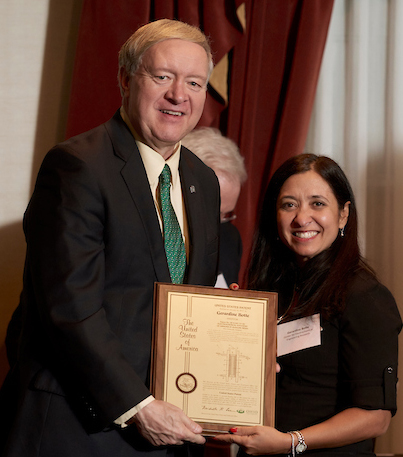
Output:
[151, 283, 278, 435]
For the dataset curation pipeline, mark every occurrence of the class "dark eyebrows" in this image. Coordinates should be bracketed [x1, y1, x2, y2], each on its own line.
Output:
[278, 195, 297, 201]
[278, 194, 330, 202]
[310, 194, 330, 202]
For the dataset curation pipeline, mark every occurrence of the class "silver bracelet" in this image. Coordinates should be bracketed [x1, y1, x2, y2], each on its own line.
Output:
[287, 432, 295, 457]
[292, 430, 307, 454]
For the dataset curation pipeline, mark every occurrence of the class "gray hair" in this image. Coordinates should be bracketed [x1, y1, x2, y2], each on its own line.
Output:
[182, 127, 247, 184]
[118, 19, 213, 95]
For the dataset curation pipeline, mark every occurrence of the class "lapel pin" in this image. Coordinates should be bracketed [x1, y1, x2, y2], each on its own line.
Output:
[190, 185, 196, 193]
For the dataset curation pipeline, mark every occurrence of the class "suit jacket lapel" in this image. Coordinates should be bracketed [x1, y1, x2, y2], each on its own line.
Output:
[104, 111, 171, 283]
[179, 148, 208, 284]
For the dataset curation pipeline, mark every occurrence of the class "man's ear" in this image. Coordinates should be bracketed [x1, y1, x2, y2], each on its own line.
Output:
[118, 67, 130, 95]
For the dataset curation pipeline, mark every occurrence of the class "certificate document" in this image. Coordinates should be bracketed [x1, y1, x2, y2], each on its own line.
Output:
[151, 283, 278, 435]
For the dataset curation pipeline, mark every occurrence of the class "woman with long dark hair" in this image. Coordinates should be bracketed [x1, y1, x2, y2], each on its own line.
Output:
[216, 154, 401, 456]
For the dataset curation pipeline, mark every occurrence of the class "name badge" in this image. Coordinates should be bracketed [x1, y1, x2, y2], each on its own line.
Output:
[277, 313, 321, 357]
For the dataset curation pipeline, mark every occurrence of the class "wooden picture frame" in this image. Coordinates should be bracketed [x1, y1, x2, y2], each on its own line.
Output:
[151, 283, 278, 436]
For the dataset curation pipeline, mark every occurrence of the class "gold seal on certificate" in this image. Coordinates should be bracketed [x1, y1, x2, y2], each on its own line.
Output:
[176, 373, 197, 393]
[151, 283, 278, 435]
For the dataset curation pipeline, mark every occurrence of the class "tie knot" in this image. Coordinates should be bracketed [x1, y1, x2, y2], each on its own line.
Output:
[160, 164, 171, 186]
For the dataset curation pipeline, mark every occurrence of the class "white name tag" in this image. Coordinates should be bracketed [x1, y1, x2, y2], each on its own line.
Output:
[277, 313, 321, 357]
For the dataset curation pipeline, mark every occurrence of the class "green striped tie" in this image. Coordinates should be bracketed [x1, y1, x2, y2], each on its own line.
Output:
[159, 164, 186, 284]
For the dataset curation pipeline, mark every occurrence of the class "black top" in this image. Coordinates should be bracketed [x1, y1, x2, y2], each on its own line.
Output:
[274, 270, 402, 456]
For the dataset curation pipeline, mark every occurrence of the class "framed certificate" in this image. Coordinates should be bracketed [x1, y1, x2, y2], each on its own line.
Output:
[151, 283, 278, 436]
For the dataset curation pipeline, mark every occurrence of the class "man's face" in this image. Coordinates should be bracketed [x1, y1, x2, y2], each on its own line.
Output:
[121, 39, 209, 158]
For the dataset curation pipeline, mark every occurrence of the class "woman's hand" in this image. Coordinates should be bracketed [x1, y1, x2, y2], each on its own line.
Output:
[215, 408, 391, 455]
[214, 426, 291, 455]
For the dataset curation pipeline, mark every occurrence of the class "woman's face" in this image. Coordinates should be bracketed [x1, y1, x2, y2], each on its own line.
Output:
[276, 169, 350, 264]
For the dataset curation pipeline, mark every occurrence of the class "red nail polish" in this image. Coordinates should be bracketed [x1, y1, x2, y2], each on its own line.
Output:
[229, 427, 238, 434]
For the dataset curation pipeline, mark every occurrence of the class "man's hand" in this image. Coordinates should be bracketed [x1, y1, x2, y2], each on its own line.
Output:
[131, 400, 206, 447]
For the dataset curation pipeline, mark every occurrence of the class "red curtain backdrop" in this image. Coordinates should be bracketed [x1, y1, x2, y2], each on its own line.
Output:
[66, 0, 334, 285]
[227, 0, 334, 282]
[65, 0, 244, 138]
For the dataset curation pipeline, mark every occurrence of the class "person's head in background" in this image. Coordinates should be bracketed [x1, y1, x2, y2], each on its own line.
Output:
[182, 127, 247, 222]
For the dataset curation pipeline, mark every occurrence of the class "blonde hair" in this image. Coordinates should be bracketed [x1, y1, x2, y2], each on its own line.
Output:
[182, 127, 247, 184]
[118, 19, 213, 94]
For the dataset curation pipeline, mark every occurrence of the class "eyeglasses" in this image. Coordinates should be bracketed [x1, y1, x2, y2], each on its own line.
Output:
[220, 211, 237, 223]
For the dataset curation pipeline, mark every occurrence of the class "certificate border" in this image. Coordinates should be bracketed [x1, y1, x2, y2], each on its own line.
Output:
[151, 283, 278, 435]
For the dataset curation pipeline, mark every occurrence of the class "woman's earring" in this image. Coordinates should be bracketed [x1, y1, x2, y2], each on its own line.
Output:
[340, 227, 345, 238]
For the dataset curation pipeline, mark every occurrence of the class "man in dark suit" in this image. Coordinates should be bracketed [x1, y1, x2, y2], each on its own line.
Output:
[0, 19, 220, 457]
